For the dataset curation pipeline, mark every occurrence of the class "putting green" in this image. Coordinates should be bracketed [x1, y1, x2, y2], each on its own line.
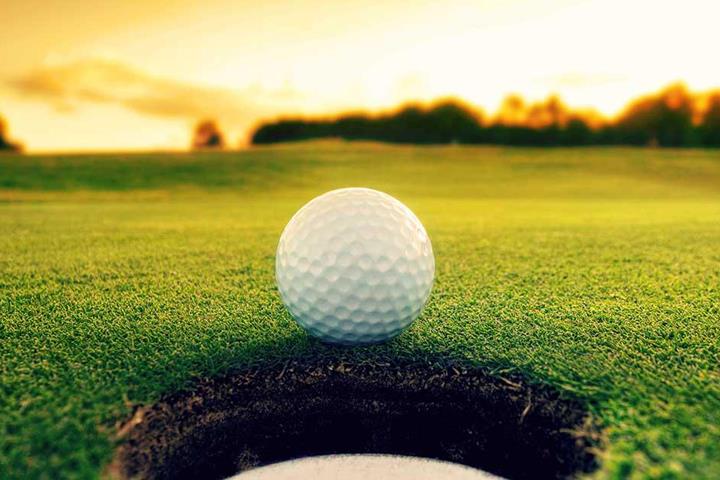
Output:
[1, 143, 719, 479]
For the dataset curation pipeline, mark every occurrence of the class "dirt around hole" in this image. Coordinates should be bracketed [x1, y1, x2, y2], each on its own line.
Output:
[109, 359, 600, 480]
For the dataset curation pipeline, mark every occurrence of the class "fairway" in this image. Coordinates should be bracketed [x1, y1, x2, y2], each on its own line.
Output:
[1, 143, 719, 479]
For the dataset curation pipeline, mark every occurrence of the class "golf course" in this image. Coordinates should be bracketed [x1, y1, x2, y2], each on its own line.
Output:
[1, 142, 719, 479]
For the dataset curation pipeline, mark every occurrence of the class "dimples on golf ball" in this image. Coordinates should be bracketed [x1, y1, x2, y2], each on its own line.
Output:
[276, 188, 434, 345]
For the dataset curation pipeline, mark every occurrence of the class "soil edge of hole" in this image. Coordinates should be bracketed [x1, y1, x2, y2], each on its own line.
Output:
[108, 359, 602, 480]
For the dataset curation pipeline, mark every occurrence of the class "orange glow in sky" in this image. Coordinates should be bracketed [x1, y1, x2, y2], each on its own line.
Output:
[1, 0, 719, 152]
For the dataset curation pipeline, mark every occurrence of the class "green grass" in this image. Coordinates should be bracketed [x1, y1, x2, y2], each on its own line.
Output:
[1, 142, 719, 479]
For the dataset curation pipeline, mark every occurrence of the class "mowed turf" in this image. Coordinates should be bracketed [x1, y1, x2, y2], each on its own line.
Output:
[1, 143, 719, 479]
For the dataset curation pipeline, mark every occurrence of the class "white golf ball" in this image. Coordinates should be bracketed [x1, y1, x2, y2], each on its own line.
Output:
[276, 188, 435, 345]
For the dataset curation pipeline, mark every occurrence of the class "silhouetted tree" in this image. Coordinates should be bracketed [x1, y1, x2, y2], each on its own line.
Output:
[252, 119, 332, 144]
[424, 100, 484, 143]
[526, 95, 568, 129]
[563, 116, 594, 145]
[383, 105, 427, 143]
[0, 116, 22, 152]
[378, 101, 483, 144]
[489, 95, 590, 146]
[335, 114, 375, 140]
[699, 94, 720, 146]
[614, 84, 695, 147]
[191, 120, 225, 149]
[496, 95, 527, 126]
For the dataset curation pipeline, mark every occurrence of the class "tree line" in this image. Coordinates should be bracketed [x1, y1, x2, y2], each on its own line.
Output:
[250, 84, 720, 148]
[5, 83, 720, 151]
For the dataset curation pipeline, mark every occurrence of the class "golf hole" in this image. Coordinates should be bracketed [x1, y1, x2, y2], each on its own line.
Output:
[109, 359, 600, 480]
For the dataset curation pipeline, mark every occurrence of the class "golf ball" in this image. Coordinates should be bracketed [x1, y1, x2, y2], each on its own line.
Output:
[276, 188, 435, 345]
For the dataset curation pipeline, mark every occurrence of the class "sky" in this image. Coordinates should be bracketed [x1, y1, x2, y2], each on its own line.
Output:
[1, 0, 719, 152]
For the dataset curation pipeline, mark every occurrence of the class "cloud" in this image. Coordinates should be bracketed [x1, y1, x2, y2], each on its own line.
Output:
[6, 59, 306, 132]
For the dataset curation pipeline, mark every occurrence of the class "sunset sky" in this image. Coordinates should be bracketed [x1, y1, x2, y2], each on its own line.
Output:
[2, 0, 719, 152]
